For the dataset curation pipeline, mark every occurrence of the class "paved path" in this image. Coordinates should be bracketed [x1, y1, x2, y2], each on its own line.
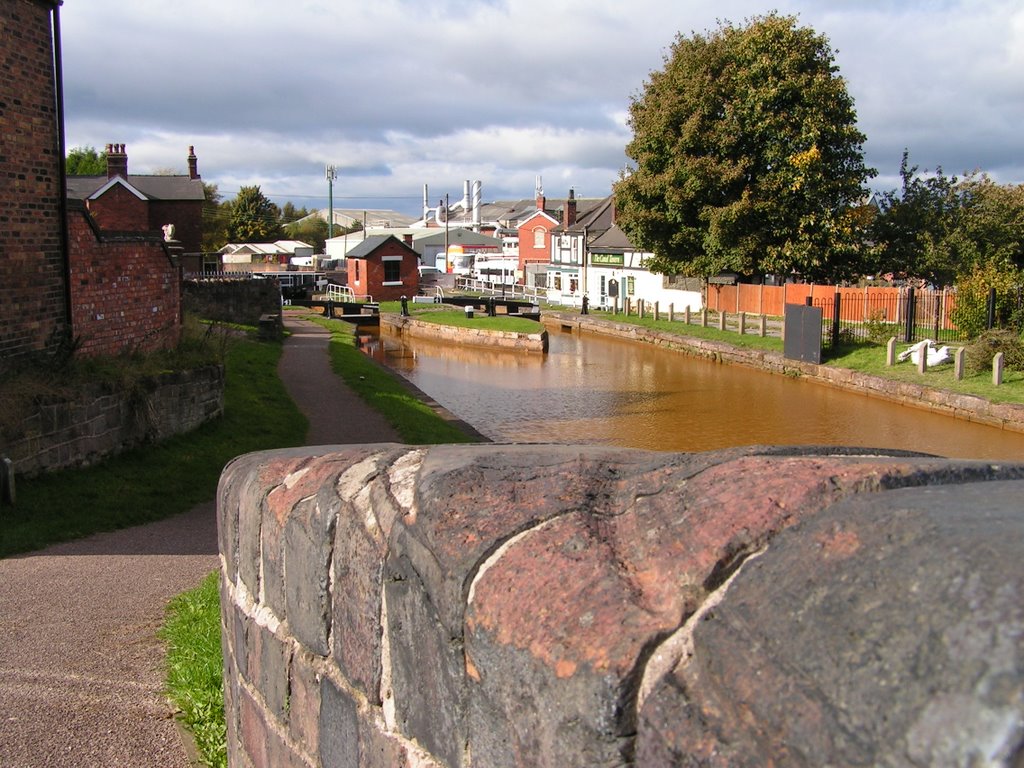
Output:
[0, 317, 402, 767]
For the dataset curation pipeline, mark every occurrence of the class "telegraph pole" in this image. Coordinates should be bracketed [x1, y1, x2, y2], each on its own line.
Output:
[326, 164, 337, 240]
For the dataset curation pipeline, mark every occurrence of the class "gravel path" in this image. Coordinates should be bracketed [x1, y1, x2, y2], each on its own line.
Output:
[0, 316, 401, 766]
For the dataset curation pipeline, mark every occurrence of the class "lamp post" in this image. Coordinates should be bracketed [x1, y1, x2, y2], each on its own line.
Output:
[326, 164, 337, 240]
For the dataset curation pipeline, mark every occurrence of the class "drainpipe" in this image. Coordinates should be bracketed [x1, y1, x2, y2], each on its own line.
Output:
[51, 2, 73, 340]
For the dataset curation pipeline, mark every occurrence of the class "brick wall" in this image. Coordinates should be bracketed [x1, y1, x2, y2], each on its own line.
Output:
[86, 182, 149, 231]
[68, 203, 182, 357]
[218, 444, 1024, 767]
[150, 199, 203, 254]
[347, 242, 419, 302]
[182, 277, 282, 327]
[0, 0, 68, 365]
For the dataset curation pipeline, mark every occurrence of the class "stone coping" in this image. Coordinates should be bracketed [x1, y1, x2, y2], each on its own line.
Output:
[381, 313, 548, 353]
[543, 312, 1024, 434]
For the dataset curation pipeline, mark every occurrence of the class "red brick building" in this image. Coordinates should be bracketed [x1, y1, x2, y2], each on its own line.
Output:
[346, 235, 420, 301]
[0, 0, 69, 366]
[66, 143, 206, 262]
[0, 0, 184, 365]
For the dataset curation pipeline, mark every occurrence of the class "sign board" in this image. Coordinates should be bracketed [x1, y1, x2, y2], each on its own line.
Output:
[592, 253, 624, 266]
[607, 279, 619, 298]
[783, 303, 823, 364]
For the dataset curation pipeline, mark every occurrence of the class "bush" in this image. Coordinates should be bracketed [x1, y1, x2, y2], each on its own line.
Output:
[950, 261, 1022, 340]
[964, 329, 1024, 374]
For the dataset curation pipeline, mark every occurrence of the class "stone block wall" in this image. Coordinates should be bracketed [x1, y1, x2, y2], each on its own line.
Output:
[1, 364, 223, 477]
[218, 443, 1024, 767]
[381, 315, 548, 353]
[182, 278, 283, 328]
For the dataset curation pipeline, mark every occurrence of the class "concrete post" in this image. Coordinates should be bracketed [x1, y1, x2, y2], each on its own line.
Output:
[738, 311, 746, 335]
[718, 311, 727, 331]
[917, 348, 928, 374]
[654, 301, 660, 322]
[669, 303, 674, 322]
[954, 347, 965, 380]
[684, 306, 691, 325]
[759, 314, 766, 337]
[701, 309, 708, 328]
[886, 337, 897, 367]
[994, 352, 1005, 385]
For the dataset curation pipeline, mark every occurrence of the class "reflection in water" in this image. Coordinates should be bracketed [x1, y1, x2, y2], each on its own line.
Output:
[361, 326, 1024, 461]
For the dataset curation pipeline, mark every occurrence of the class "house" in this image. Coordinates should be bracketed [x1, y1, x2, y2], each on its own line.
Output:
[547, 193, 615, 306]
[346, 235, 420, 301]
[66, 143, 206, 269]
[516, 189, 563, 290]
[219, 240, 315, 271]
[586, 225, 702, 312]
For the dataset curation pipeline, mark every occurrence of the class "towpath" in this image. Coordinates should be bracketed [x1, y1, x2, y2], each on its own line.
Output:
[0, 316, 400, 766]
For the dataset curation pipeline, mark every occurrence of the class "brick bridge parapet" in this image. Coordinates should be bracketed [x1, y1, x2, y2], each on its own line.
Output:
[218, 443, 1024, 767]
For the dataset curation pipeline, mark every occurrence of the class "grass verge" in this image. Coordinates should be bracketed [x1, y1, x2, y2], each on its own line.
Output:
[162, 571, 226, 768]
[303, 313, 479, 444]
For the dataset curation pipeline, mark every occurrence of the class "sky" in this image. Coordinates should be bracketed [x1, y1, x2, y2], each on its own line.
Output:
[59, 0, 1024, 218]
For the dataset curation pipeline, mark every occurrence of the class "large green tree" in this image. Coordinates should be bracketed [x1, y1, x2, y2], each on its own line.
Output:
[66, 145, 106, 175]
[616, 14, 874, 281]
[869, 151, 958, 286]
[227, 185, 283, 243]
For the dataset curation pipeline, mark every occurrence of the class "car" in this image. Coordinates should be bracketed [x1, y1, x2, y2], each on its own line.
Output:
[418, 265, 442, 277]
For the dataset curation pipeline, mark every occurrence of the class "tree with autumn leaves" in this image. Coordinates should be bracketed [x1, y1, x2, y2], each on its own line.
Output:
[615, 14, 874, 282]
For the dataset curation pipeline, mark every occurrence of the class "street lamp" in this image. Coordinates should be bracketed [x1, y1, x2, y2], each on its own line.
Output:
[326, 165, 337, 240]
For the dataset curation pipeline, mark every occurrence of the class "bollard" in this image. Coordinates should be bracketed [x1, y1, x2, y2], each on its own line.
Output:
[639, 299, 645, 319]
[994, 352, 1004, 385]
[654, 301, 660, 322]
[759, 314, 766, 337]
[917, 347, 928, 374]
[701, 309, 708, 327]
[718, 311, 727, 331]
[400, 295, 409, 317]
[886, 337, 897, 366]
[954, 347, 966, 380]
[684, 306, 691, 325]
[738, 311, 746, 336]
[1, 457, 14, 506]
[464, 304, 474, 320]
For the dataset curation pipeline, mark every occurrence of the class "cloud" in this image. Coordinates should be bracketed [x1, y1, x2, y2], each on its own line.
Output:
[59, 0, 1024, 214]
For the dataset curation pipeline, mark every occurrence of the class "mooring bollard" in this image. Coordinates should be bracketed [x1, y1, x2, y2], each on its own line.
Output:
[1, 457, 14, 506]
[994, 352, 1005, 385]
[464, 304, 474, 320]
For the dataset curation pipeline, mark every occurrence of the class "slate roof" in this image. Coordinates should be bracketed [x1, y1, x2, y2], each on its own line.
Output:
[589, 224, 635, 252]
[553, 194, 616, 237]
[66, 175, 205, 202]
[346, 234, 416, 258]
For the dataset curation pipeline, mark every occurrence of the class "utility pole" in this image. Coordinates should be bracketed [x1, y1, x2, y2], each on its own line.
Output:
[326, 164, 337, 240]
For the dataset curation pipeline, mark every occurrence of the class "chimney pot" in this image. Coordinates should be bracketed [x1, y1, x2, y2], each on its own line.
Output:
[187, 145, 200, 180]
[106, 143, 128, 179]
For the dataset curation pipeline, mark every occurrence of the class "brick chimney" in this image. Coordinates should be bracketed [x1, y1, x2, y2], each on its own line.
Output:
[565, 188, 577, 227]
[106, 143, 128, 179]
[187, 145, 200, 180]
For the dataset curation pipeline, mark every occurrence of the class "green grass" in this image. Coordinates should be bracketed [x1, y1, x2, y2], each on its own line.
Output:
[827, 342, 1024, 404]
[162, 571, 226, 768]
[303, 313, 479, 444]
[586, 309, 785, 352]
[406, 309, 542, 333]
[0, 336, 307, 558]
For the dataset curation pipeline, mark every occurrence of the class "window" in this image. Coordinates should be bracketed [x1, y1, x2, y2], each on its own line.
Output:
[354, 260, 360, 282]
[533, 227, 545, 249]
[626, 276, 636, 296]
[553, 274, 562, 291]
[384, 260, 401, 283]
[600, 275, 606, 297]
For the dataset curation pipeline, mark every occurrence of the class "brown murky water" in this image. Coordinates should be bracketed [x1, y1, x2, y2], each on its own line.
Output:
[364, 326, 1024, 461]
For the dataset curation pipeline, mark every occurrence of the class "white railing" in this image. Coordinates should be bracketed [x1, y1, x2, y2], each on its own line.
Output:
[325, 284, 375, 303]
[456, 277, 547, 304]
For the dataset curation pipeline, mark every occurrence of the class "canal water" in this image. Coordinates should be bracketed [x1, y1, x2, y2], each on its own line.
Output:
[361, 325, 1024, 461]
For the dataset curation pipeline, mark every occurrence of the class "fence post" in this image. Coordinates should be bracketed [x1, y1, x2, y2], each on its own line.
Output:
[684, 306, 690, 325]
[759, 314, 766, 337]
[718, 310, 727, 331]
[701, 309, 708, 327]
[668, 303, 674, 322]
[903, 286, 916, 343]
[832, 290, 841, 349]
[739, 311, 746, 335]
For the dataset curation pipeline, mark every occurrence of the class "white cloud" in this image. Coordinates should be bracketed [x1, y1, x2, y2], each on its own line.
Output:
[60, 0, 1024, 214]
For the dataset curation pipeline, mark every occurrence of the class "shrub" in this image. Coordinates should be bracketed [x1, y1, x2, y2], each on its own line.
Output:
[964, 329, 1024, 374]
